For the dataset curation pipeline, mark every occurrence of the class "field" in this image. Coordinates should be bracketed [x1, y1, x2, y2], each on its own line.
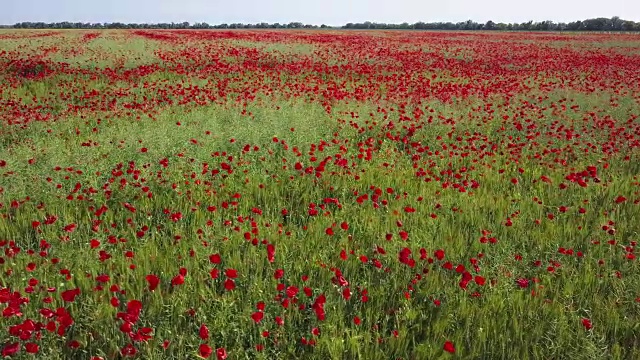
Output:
[1, 29, 639, 359]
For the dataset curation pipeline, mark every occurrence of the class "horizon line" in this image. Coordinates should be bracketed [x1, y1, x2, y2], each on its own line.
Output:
[3, 15, 637, 27]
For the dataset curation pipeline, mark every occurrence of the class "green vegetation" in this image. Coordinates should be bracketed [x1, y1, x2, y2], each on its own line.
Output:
[0, 30, 639, 360]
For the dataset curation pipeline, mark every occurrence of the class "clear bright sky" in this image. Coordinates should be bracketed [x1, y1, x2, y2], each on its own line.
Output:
[3, 0, 639, 26]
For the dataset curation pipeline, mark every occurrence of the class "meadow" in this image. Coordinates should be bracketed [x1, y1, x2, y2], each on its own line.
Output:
[0, 29, 639, 359]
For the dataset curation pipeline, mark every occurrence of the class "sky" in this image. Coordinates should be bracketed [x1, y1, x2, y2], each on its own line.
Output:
[2, 0, 639, 26]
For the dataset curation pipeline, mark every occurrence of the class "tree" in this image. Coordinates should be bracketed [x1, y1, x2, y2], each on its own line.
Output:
[611, 16, 623, 31]
[582, 18, 609, 31]
[484, 20, 496, 30]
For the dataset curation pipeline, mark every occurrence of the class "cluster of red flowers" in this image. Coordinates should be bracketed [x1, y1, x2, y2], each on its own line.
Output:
[0, 29, 638, 358]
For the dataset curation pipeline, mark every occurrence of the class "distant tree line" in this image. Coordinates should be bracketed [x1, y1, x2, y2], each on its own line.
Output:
[7, 17, 640, 31]
[9, 21, 327, 29]
[343, 17, 640, 31]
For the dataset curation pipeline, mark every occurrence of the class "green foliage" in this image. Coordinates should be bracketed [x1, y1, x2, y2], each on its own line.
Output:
[8, 17, 640, 32]
[0, 30, 639, 360]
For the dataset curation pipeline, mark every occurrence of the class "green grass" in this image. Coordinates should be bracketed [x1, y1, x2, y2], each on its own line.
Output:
[1, 30, 640, 360]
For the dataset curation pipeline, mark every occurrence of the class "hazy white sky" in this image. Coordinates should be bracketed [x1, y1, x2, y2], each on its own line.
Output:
[2, 0, 639, 25]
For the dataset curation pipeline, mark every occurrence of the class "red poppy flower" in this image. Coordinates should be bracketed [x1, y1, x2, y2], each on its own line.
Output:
[251, 311, 264, 323]
[2, 343, 19, 357]
[225, 269, 238, 278]
[199, 344, 212, 358]
[224, 279, 235, 291]
[199, 324, 209, 340]
[61, 288, 80, 302]
[443, 340, 455, 353]
[216, 347, 227, 360]
[146, 275, 160, 291]
[171, 274, 185, 286]
[209, 253, 221, 264]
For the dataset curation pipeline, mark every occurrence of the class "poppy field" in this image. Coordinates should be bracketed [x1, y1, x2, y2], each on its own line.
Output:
[1, 29, 640, 359]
